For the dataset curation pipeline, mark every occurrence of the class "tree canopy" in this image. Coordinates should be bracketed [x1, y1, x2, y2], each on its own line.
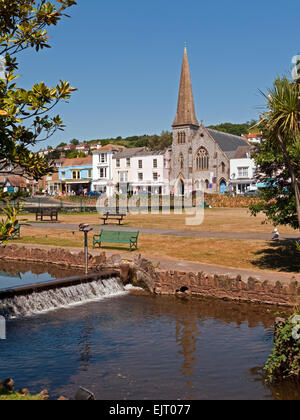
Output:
[250, 77, 300, 230]
[86, 131, 173, 151]
[0, 0, 77, 180]
[207, 121, 258, 137]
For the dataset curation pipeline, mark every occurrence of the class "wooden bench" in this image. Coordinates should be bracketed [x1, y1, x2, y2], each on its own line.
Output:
[36, 208, 58, 222]
[100, 212, 126, 225]
[93, 230, 139, 251]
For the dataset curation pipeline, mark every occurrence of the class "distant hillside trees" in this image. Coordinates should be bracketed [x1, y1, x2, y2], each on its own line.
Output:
[208, 121, 258, 137]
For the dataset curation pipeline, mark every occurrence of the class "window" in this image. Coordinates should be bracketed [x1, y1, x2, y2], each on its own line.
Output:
[100, 153, 107, 163]
[126, 158, 131, 168]
[72, 170, 80, 180]
[238, 167, 249, 178]
[119, 171, 128, 183]
[196, 147, 209, 170]
[153, 159, 158, 168]
[221, 162, 225, 173]
[138, 160, 143, 169]
[179, 153, 184, 170]
[153, 172, 158, 181]
[61, 172, 66, 180]
[138, 173, 143, 181]
[178, 132, 186, 144]
[116, 158, 120, 168]
[99, 168, 107, 179]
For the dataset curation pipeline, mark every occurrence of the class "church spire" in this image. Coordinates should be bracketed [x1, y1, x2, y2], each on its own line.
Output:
[173, 46, 199, 128]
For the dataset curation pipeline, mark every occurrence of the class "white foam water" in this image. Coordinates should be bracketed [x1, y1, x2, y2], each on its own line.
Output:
[0, 277, 127, 319]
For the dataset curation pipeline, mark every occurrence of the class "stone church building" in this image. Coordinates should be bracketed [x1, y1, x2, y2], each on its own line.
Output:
[171, 47, 249, 195]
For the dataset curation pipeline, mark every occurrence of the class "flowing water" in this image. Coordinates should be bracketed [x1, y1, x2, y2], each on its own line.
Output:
[0, 267, 300, 400]
[0, 277, 126, 318]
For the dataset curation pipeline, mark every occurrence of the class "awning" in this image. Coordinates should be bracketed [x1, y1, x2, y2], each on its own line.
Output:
[230, 179, 256, 185]
[64, 180, 91, 184]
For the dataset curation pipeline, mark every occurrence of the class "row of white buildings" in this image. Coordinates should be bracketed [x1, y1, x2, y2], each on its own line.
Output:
[90, 143, 257, 197]
[92, 145, 172, 196]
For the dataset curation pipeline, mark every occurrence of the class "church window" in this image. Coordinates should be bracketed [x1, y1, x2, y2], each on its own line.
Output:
[178, 132, 186, 144]
[179, 153, 184, 170]
[221, 162, 225, 173]
[196, 147, 209, 170]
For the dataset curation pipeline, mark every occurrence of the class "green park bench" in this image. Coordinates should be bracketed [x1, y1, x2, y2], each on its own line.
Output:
[93, 230, 139, 251]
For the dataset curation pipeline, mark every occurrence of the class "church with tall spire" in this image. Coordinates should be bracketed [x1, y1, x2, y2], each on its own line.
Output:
[171, 47, 249, 195]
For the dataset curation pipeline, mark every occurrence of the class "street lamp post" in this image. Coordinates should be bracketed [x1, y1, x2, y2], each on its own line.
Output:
[79, 223, 93, 275]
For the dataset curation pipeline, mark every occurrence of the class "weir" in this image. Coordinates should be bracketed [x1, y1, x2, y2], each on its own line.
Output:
[0, 270, 126, 319]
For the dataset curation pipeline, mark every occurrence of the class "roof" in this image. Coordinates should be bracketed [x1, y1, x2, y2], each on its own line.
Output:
[95, 144, 125, 153]
[233, 146, 252, 159]
[173, 47, 199, 128]
[112, 147, 147, 159]
[207, 129, 249, 157]
[61, 156, 93, 168]
[5, 176, 27, 187]
[243, 133, 262, 140]
[134, 150, 166, 157]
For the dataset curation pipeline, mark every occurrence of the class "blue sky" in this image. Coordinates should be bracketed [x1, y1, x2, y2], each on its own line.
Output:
[18, 0, 300, 149]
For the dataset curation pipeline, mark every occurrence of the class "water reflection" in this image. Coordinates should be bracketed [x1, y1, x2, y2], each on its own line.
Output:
[176, 317, 200, 395]
[0, 291, 298, 400]
[78, 322, 93, 370]
[0, 260, 80, 291]
[0, 260, 80, 280]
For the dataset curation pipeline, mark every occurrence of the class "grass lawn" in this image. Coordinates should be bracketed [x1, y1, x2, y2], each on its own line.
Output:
[15, 226, 300, 273]
[23, 208, 297, 234]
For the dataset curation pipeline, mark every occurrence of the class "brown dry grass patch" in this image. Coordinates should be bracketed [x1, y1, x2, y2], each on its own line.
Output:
[23, 208, 297, 234]
[15, 226, 299, 273]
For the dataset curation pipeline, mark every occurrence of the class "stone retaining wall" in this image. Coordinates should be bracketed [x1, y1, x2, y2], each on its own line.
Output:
[154, 270, 299, 307]
[0, 245, 299, 307]
[0, 245, 106, 268]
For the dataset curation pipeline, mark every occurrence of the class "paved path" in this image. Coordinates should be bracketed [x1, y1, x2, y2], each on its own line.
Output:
[24, 222, 300, 241]
[12, 243, 300, 285]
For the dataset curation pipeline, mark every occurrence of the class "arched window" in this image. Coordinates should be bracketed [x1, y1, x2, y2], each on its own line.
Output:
[221, 162, 225, 173]
[179, 153, 184, 170]
[178, 132, 186, 144]
[205, 179, 209, 189]
[196, 147, 209, 170]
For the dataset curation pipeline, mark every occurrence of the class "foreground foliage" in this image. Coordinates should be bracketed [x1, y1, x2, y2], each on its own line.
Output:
[265, 315, 300, 383]
[0, 391, 43, 400]
[0, 0, 77, 179]
[0, 0, 76, 242]
[250, 77, 300, 230]
[0, 201, 25, 243]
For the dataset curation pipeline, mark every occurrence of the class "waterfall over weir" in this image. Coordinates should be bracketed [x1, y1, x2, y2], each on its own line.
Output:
[0, 277, 126, 319]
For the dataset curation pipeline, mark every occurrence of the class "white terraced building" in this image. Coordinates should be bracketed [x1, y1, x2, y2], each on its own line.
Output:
[112, 148, 171, 195]
[229, 146, 258, 195]
[91, 144, 124, 197]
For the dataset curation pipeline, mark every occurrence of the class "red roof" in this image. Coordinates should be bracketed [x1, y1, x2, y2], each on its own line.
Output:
[6, 176, 27, 187]
[61, 156, 93, 167]
[96, 144, 124, 152]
